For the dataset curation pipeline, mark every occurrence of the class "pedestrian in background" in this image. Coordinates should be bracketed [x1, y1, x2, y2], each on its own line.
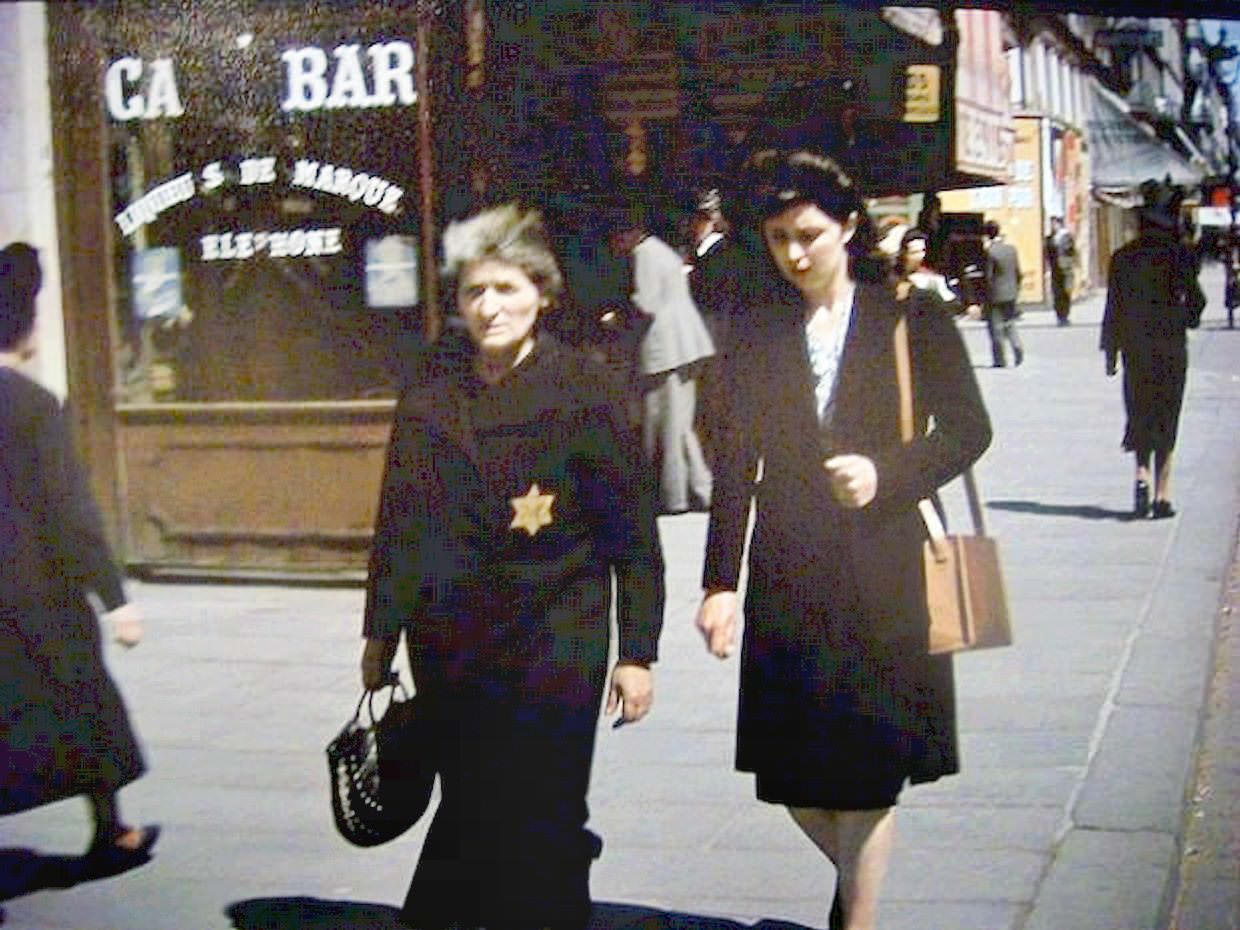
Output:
[684, 186, 746, 468]
[895, 227, 962, 315]
[694, 150, 992, 930]
[983, 219, 1024, 367]
[0, 242, 159, 872]
[1101, 184, 1205, 519]
[608, 203, 715, 514]
[361, 204, 665, 930]
[1046, 216, 1076, 326]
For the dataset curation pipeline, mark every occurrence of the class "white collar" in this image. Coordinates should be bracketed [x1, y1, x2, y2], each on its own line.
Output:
[696, 231, 724, 257]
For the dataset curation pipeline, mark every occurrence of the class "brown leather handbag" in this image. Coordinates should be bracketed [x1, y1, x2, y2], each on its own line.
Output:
[895, 316, 1013, 655]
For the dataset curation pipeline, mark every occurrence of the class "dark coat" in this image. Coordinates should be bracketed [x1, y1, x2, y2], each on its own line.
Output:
[362, 333, 665, 927]
[703, 284, 992, 806]
[1, 369, 144, 814]
[688, 235, 746, 343]
[364, 331, 664, 698]
[1101, 229, 1205, 452]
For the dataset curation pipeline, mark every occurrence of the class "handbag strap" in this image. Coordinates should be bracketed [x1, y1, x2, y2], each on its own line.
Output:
[893, 314, 987, 539]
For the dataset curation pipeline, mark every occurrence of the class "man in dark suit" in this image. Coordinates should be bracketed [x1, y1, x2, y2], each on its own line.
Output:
[983, 220, 1024, 367]
[1045, 216, 1076, 326]
[684, 188, 746, 467]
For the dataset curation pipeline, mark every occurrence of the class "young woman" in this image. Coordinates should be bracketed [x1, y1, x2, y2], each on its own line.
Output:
[360, 204, 665, 930]
[1, 242, 158, 872]
[694, 151, 992, 930]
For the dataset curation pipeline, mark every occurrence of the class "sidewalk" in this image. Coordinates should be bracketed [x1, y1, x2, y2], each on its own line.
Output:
[2, 265, 1238, 930]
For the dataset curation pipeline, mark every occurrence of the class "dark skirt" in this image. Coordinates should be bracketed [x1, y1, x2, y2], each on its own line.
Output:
[1, 597, 146, 815]
[736, 545, 958, 811]
[1121, 338, 1187, 454]
[401, 620, 608, 930]
[400, 688, 601, 930]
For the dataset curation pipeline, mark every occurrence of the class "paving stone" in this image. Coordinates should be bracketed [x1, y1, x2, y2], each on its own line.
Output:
[1023, 830, 1175, 930]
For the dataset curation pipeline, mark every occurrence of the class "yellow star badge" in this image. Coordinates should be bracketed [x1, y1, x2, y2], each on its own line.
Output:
[510, 483, 555, 537]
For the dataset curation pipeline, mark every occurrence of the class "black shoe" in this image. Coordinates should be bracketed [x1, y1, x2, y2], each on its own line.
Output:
[1013, 347, 1025, 366]
[1151, 500, 1176, 519]
[82, 824, 160, 877]
[1133, 481, 1151, 519]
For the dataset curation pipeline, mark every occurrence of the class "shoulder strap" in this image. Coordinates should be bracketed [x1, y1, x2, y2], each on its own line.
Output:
[894, 314, 987, 537]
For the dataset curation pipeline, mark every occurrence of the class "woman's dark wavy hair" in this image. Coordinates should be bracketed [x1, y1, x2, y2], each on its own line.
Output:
[0, 242, 42, 350]
[736, 147, 884, 284]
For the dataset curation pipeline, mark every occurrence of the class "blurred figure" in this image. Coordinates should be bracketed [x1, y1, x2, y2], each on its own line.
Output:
[609, 205, 715, 514]
[684, 186, 746, 467]
[1045, 216, 1076, 326]
[895, 227, 962, 314]
[983, 220, 1024, 367]
[1, 242, 158, 872]
[1101, 185, 1205, 519]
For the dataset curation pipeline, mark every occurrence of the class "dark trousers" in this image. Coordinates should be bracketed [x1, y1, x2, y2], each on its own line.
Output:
[1051, 270, 1072, 322]
[984, 301, 1023, 367]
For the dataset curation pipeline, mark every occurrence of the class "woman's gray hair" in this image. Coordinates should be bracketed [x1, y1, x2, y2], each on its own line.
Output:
[440, 203, 563, 302]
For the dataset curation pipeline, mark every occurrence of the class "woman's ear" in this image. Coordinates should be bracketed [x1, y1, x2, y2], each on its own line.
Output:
[842, 211, 860, 245]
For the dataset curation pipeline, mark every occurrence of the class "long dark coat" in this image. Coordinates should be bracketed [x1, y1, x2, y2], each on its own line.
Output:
[1, 369, 144, 815]
[704, 283, 992, 809]
[363, 333, 664, 928]
[1100, 229, 1205, 453]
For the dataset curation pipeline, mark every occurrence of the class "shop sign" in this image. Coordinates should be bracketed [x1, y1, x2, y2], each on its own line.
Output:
[113, 156, 405, 262]
[903, 65, 940, 122]
[104, 41, 418, 122]
[952, 9, 1012, 183]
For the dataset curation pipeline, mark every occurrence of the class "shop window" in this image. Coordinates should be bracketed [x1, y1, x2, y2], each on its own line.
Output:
[95, 4, 424, 404]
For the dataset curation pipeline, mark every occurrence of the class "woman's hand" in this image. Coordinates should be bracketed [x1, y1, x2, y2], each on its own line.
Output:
[105, 603, 143, 649]
[824, 454, 877, 508]
[695, 589, 738, 658]
[360, 637, 398, 690]
[606, 661, 653, 724]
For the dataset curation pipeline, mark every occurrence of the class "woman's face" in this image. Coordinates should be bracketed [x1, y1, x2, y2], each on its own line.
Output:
[762, 202, 857, 297]
[457, 259, 544, 360]
[900, 238, 927, 274]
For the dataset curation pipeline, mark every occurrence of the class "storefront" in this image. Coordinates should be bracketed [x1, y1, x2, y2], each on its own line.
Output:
[47, 1, 457, 577]
[48, 1, 1004, 577]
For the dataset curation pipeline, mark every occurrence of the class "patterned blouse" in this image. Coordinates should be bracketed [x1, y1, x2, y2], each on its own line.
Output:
[805, 290, 855, 429]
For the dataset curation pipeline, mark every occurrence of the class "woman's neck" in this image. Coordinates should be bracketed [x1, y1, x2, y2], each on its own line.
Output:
[803, 272, 853, 324]
[474, 335, 535, 385]
[802, 277, 855, 326]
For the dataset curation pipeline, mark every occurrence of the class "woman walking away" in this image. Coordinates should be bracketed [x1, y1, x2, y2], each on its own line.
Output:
[1, 241, 158, 872]
[694, 150, 992, 930]
[360, 204, 665, 930]
[1101, 182, 1205, 519]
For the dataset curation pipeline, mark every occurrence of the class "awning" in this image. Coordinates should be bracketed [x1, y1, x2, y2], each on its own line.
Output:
[1087, 80, 1204, 195]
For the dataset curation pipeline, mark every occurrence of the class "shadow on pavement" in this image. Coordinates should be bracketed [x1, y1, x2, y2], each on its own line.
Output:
[0, 845, 153, 903]
[593, 901, 817, 928]
[226, 897, 405, 928]
[223, 898, 817, 930]
[988, 499, 1133, 521]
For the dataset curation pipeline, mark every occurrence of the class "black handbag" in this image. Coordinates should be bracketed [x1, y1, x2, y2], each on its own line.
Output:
[326, 672, 436, 847]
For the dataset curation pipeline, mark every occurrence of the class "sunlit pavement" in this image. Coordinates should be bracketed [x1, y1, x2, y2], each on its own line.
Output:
[3, 264, 1237, 930]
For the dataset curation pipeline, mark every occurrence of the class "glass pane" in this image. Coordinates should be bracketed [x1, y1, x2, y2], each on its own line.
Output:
[97, 3, 424, 403]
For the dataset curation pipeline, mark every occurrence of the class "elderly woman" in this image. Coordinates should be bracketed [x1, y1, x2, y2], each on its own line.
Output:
[360, 204, 665, 930]
[695, 151, 992, 930]
[1, 242, 158, 871]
